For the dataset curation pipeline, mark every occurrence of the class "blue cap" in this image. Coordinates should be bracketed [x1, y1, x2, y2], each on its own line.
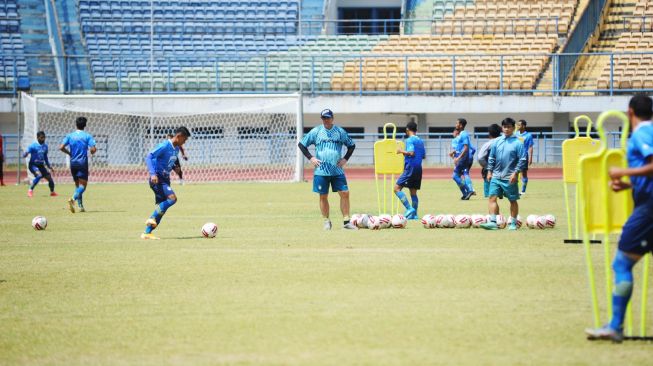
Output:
[320, 109, 333, 119]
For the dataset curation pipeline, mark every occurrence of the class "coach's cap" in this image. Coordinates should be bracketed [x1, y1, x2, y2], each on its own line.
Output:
[320, 109, 334, 119]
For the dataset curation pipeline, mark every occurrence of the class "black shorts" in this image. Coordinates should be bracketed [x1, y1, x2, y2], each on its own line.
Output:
[29, 163, 51, 178]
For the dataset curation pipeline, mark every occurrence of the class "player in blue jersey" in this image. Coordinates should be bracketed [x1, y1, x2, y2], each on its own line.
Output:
[298, 109, 357, 230]
[23, 131, 57, 197]
[60, 117, 96, 213]
[585, 94, 653, 342]
[452, 118, 475, 200]
[480, 118, 527, 231]
[141, 126, 191, 240]
[394, 121, 425, 220]
[516, 119, 534, 195]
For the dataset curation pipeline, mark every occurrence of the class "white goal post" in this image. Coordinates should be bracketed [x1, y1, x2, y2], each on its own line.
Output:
[21, 93, 304, 183]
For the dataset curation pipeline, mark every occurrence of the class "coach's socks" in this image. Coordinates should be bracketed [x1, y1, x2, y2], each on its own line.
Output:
[395, 191, 412, 210]
[609, 251, 636, 331]
[521, 177, 528, 193]
[30, 176, 42, 190]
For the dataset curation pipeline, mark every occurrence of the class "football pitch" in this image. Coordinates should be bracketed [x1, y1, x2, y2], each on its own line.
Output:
[1, 179, 651, 365]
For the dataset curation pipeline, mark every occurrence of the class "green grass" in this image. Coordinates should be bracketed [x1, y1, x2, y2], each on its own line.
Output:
[1, 180, 652, 365]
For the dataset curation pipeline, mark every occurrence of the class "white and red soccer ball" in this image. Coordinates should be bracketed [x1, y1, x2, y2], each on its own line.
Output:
[367, 216, 381, 230]
[392, 214, 407, 228]
[471, 214, 486, 228]
[201, 222, 218, 238]
[379, 214, 393, 229]
[544, 214, 556, 228]
[454, 214, 472, 228]
[421, 214, 437, 229]
[32, 216, 47, 230]
[526, 215, 539, 229]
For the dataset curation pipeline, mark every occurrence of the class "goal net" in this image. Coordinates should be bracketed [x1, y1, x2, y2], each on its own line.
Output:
[21, 93, 303, 183]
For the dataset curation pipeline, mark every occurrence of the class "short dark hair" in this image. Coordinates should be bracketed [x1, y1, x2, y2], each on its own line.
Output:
[488, 124, 502, 138]
[75, 116, 87, 130]
[457, 118, 467, 129]
[36, 131, 45, 138]
[406, 121, 417, 133]
[518, 119, 527, 126]
[176, 126, 191, 138]
[629, 94, 653, 120]
[501, 118, 516, 127]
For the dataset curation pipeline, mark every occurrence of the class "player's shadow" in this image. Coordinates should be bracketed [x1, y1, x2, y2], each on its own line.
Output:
[170, 236, 231, 240]
[81, 210, 127, 214]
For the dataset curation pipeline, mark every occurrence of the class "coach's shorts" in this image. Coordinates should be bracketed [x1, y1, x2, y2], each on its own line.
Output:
[396, 168, 422, 190]
[618, 202, 653, 256]
[150, 177, 175, 204]
[313, 174, 348, 194]
[70, 164, 89, 181]
[489, 178, 519, 201]
[29, 163, 50, 178]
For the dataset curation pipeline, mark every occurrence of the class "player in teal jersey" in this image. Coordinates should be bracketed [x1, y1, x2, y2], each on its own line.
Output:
[394, 121, 425, 219]
[298, 109, 357, 230]
[516, 120, 534, 195]
[60, 117, 96, 213]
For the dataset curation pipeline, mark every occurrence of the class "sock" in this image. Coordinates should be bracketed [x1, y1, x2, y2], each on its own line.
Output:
[453, 173, 468, 195]
[490, 214, 497, 223]
[73, 185, 85, 201]
[343, 216, 350, 225]
[609, 251, 636, 331]
[411, 195, 418, 211]
[463, 171, 474, 193]
[146, 198, 176, 232]
[395, 191, 412, 210]
[30, 176, 42, 190]
[47, 178, 55, 192]
[522, 177, 528, 193]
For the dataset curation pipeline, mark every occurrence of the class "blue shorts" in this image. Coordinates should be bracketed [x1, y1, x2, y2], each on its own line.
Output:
[29, 163, 50, 178]
[70, 164, 89, 181]
[396, 167, 422, 190]
[618, 202, 653, 255]
[454, 157, 470, 176]
[150, 177, 175, 204]
[489, 178, 519, 201]
[313, 174, 348, 194]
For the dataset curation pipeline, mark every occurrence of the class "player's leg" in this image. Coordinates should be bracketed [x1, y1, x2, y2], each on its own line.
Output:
[74, 178, 88, 211]
[506, 181, 520, 230]
[521, 168, 528, 194]
[43, 169, 56, 196]
[409, 187, 419, 218]
[28, 164, 42, 197]
[0, 156, 4, 185]
[452, 164, 468, 198]
[393, 181, 412, 212]
[586, 204, 652, 341]
[463, 160, 475, 198]
[480, 178, 502, 230]
[143, 181, 177, 239]
[334, 175, 356, 229]
[313, 175, 331, 230]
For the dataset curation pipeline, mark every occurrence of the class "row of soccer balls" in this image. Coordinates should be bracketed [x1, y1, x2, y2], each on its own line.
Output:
[350, 213, 557, 230]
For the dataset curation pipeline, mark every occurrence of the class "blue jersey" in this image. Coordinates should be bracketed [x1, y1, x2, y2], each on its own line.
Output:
[62, 130, 96, 166]
[456, 130, 472, 159]
[404, 135, 425, 170]
[301, 125, 354, 177]
[24, 142, 50, 166]
[516, 131, 534, 156]
[451, 135, 460, 157]
[487, 134, 527, 180]
[146, 140, 180, 179]
[627, 121, 653, 205]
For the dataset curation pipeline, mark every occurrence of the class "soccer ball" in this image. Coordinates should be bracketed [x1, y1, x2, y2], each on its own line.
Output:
[515, 215, 523, 229]
[544, 214, 556, 228]
[454, 214, 472, 228]
[471, 214, 486, 228]
[434, 214, 445, 228]
[392, 214, 407, 228]
[201, 222, 218, 238]
[495, 215, 507, 229]
[357, 214, 370, 229]
[440, 214, 455, 228]
[379, 214, 393, 229]
[367, 216, 381, 230]
[350, 214, 361, 227]
[526, 215, 539, 229]
[421, 214, 437, 229]
[32, 216, 47, 230]
[536, 216, 548, 229]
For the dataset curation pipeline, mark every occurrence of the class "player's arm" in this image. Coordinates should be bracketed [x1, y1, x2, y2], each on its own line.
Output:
[528, 137, 534, 166]
[609, 156, 653, 191]
[179, 145, 188, 160]
[89, 135, 97, 155]
[146, 149, 160, 184]
[486, 144, 497, 180]
[511, 144, 527, 184]
[338, 133, 355, 167]
[298, 129, 320, 167]
[45, 150, 52, 169]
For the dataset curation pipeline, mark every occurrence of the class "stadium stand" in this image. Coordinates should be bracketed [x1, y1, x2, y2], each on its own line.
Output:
[0, 0, 28, 91]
